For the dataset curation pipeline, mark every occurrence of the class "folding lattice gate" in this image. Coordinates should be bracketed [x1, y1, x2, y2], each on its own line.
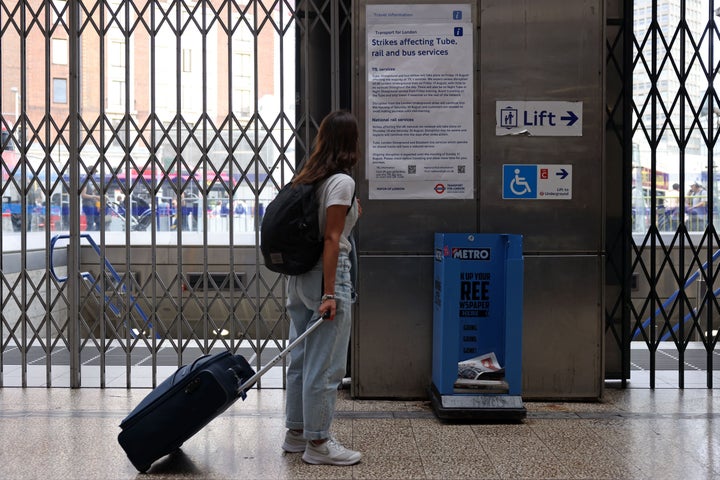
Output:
[0, 0, 352, 388]
[606, 0, 720, 388]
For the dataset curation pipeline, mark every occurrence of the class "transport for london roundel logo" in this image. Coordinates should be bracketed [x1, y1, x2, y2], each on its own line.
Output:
[434, 183, 446, 194]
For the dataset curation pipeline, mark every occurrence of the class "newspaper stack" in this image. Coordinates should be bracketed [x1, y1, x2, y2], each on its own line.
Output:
[454, 352, 509, 393]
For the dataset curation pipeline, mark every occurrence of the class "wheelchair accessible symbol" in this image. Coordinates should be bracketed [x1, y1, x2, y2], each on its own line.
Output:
[503, 165, 538, 199]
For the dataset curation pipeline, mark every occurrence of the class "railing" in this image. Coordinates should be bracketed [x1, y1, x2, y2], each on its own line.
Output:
[49, 233, 158, 339]
[632, 248, 720, 342]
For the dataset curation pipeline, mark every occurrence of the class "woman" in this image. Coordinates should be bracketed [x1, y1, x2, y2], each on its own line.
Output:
[281, 110, 362, 466]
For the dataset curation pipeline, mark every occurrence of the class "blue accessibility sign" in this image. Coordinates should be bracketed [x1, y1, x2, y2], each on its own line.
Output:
[503, 165, 538, 199]
[502, 164, 573, 200]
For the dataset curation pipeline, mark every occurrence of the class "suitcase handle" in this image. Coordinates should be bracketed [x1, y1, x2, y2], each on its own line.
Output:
[169, 354, 209, 385]
[236, 312, 328, 395]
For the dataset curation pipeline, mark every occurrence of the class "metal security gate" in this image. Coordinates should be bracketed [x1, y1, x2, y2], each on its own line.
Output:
[606, 0, 720, 388]
[0, 0, 352, 388]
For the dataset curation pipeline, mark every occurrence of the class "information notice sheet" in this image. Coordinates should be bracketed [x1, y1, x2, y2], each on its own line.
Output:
[366, 4, 474, 200]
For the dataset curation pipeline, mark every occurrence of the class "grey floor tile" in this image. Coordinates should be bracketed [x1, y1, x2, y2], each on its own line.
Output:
[351, 455, 426, 479]
[422, 454, 500, 479]
[352, 426, 419, 456]
[471, 421, 537, 439]
[352, 417, 413, 433]
[490, 453, 572, 480]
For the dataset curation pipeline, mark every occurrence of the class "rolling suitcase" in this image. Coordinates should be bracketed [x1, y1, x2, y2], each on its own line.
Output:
[117, 350, 254, 472]
[118, 314, 327, 472]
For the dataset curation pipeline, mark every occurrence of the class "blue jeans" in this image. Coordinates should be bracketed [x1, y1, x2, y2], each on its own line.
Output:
[285, 254, 353, 440]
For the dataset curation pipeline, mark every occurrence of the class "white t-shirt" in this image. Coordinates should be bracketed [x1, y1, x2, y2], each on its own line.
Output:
[316, 173, 358, 255]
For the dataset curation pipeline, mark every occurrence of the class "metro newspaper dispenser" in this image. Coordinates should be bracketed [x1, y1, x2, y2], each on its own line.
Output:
[430, 233, 526, 421]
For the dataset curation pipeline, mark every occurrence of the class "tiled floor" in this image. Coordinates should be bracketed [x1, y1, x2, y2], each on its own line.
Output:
[1, 384, 720, 480]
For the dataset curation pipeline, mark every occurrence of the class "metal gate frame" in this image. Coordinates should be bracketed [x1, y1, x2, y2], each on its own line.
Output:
[606, 0, 720, 389]
[0, 0, 352, 388]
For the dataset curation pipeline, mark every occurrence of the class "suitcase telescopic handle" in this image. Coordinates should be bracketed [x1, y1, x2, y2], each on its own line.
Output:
[236, 312, 329, 395]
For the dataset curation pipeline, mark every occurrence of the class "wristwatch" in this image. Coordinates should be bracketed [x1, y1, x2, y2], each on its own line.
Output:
[321, 294, 335, 302]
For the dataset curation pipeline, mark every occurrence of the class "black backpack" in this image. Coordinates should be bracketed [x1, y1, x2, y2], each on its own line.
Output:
[260, 181, 323, 275]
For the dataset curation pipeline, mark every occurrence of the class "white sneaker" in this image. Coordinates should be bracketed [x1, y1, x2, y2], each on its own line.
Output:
[281, 430, 306, 453]
[302, 437, 362, 466]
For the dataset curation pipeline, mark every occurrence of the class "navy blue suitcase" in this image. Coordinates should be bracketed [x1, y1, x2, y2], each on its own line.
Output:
[118, 315, 327, 472]
[117, 350, 255, 472]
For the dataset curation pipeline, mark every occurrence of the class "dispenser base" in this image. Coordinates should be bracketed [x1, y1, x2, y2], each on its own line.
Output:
[429, 383, 527, 422]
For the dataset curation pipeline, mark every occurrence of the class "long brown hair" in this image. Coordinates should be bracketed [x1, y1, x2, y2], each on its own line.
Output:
[292, 110, 359, 185]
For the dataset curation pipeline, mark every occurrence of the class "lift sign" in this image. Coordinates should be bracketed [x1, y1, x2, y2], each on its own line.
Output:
[496, 100, 582, 136]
